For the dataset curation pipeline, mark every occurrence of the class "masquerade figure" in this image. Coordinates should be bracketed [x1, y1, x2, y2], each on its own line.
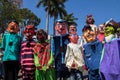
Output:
[68, 23, 83, 47]
[82, 25, 102, 80]
[0, 20, 21, 80]
[65, 34, 84, 80]
[97, 24, 105, 42]
[51, 19, 70, 80]
[86, 15, 97, 32]
[33, 29, 55, 80]
[20, 25, 36, 80]
[100, 19, 120, 80]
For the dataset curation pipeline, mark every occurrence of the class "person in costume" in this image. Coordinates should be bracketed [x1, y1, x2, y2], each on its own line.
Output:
[86, 14, 97, 32]
[100, 19, 120, 80]
[51, 19, 70, 80]
[65, 33, 84, 80]
[97, 24, 105, 43]
[20, 25, 36, 80]
[0, 20, 21, 80]
[33, 29, 55, 80]
[68, 23, 83, 47]
[82, 25, 102, 80]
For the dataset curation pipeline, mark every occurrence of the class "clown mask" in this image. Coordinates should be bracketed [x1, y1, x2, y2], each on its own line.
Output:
[7, 21, 19, 33]
[55, 22, 68, 35]
[24, 25, 35, 39]
[83, 27, 96, 43]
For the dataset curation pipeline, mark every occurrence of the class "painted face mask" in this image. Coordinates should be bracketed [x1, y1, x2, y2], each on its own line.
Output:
[69, 25, 77, 35]
[36, 29, 47, 43]
[7, 21, 19, 33]
[83, 29, 96, 43]
[86, 15, 95, 24]
[98, 24, 105, 33]
[104, 26, 114, 37]
[24, 25, 35, 39]
[55, 22, 67, 35]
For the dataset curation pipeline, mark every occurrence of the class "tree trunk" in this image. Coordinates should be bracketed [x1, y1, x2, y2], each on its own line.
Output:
[46, 10, 49, 34]
[53, 16, 57, 35]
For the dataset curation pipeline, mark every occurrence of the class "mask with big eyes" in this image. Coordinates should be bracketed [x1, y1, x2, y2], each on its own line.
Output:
[24, 25, 35, 39]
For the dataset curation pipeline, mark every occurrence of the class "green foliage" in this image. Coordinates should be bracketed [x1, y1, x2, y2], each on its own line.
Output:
[0, 0, 40, 33]
[63, 13, 78, 27]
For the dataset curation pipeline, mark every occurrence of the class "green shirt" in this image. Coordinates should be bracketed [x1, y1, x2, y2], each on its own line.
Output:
[0, 32, 21, 61]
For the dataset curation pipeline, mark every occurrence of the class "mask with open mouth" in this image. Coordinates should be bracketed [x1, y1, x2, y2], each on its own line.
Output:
[82, 25, 96, 42]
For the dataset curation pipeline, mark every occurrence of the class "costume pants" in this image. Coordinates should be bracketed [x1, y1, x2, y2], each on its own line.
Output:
[3, 61, 20, 80]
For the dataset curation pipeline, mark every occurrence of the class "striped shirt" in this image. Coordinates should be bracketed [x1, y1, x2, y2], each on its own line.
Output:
[20, 39, 36, 70]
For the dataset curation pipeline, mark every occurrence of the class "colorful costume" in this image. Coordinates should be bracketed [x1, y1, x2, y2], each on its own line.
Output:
[52, 34, 70, 79]
[82, 25, 102, 80]
[100, 19, 120, 80]
[33, 29, 55, 80]
[97, 24, 105, 42]
[20, 25, 36, 80]
[0, 21, 21, 80]
[100, 39, 120, 80]
[65, 34, 84, 80]
[51, 19, 70, 79]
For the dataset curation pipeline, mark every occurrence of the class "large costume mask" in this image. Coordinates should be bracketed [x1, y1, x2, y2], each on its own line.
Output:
[104, 19, 118, 42]
[24, 25, 35, 39]
[104, 19, 118, 37]
[55, 19, 68, 35]
[69, 24, 77, 35]
[86, 15, 95, 24]
[83, 25, 96, 42]
[7, 21, 19, 33]
[36, 29, 47, 43]
[98, 24, 105, 34]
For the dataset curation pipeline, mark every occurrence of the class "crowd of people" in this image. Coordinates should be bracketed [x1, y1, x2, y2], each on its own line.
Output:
[0, 14, 120, 80]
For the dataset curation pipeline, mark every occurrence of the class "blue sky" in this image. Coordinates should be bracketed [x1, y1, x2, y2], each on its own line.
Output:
[22, 0, 120, 36]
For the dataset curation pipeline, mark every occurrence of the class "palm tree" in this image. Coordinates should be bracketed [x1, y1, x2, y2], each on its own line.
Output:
[36, 0, 67, 35]
[63, 13, 78, 27]
[49, 0, 67, 35]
